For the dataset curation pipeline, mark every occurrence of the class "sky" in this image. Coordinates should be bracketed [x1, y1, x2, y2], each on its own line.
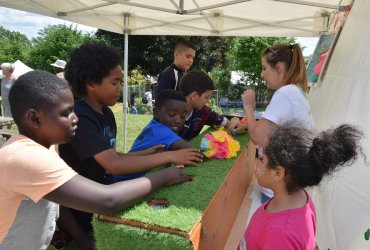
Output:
[0, 6, 318, 57]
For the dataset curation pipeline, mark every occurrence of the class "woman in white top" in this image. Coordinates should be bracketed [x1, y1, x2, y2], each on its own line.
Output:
[239, 43, 314, 200]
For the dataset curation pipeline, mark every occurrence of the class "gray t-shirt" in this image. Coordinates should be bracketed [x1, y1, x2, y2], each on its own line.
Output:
[0, 198, 59, 250]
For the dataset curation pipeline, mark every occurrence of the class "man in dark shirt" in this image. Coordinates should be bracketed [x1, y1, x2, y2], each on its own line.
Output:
[156, 39, 196, 96]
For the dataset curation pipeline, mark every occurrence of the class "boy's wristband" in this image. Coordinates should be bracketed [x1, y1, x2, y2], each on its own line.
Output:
[240, 117, 247, 124]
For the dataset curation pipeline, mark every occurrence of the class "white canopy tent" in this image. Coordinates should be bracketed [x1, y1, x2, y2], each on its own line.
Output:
[0, 0, 348, 151]
[12, 60, 33, 79]
[0, 0, 345, 37]
[309, 1, 369, 249]
[1, 60, 33, 79]
[1, 1, 368, 249]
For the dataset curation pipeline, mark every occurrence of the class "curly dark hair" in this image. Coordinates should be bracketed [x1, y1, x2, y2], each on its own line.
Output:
[64, 42, 122, 98]
[265, 123, 363, 194]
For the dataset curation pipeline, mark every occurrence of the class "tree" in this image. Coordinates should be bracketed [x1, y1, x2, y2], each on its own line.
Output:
[0, 27, 31, 63]
[228, 37, 295, 105]
[25, 24, 99, 72]
[95, 30, 231, 77]
[210, 66, 232, 98]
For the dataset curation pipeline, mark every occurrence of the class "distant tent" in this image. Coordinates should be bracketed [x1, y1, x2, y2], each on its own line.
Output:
[13, 60, 33, 78]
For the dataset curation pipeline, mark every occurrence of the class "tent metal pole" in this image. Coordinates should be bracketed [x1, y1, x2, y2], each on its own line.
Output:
[123, 13, 129, 153]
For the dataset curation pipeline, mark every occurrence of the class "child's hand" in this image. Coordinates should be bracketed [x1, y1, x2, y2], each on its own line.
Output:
[227, 117, 241, 133]
[162, 166, 189, 185]
[170, 148, 203, 166]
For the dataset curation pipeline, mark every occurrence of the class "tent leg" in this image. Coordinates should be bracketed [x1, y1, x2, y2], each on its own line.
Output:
[123, 14, 129, 153]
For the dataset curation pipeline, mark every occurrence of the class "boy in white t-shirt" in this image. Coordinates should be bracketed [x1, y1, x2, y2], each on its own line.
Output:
[0, 70, 189, 249]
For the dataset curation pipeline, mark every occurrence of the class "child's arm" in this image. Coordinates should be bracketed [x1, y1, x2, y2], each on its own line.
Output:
[169, 139, 193, 151]
[123, 144, 166, 156]
[93, 147, 202, 175]
[44, 166, 188, 215]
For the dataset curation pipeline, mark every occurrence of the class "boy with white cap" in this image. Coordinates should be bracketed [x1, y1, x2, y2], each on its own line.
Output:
[50, 59, 67, 79]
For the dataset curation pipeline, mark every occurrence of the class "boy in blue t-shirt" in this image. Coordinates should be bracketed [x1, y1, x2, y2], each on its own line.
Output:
[113, 89, 195, 181]
[178, 70, 241, 141]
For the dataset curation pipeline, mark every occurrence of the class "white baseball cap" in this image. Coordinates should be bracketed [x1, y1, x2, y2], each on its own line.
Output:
[50, 59, 67, 69]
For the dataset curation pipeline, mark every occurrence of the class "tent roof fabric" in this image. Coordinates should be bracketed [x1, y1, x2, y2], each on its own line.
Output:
[0, 0, 350, 37]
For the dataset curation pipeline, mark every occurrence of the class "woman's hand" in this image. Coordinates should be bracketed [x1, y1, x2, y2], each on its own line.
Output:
[241, 89, 255, 109]
[169, 148, 203, 166]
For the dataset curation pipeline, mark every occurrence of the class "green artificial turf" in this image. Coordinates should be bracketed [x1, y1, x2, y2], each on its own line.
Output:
[94, 220, 193, 250]
[93, 126, 249, 249]
[47, 104, 249, 249]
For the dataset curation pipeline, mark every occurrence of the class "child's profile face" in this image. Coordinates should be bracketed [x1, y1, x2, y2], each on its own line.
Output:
[174, 48, 196, 71]
[254, 148, 274, 189]
[90, 65, 123, 107]
[155, 100, 187, 133]
[38, 89, 78, 147]
[190, 90, 213, 110]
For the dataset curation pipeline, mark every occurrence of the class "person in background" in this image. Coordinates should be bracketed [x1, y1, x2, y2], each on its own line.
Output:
[179, 70, 240, 141]
[0, 70, 189, 249]
[1, 63, 16, 129]
[50, 59, 67, 80]
[239, 123, 363, 250]
[113, 89, 195, 182]
[58, 42, 203, 242]
[156, 39, 196, 96]
[237, 43, 314, 202]
[129, 92, 138, 114]
[144, 88, 153, 115]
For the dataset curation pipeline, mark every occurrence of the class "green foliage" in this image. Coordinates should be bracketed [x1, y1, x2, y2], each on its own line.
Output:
[128, 69, 151, 86]
[208, 98, 223, 114]
[95, 30, 231, 76]
[228, 37, 295, 105]
[209, 66, 232, 98]
[0, 27, 31, 62]
[25, 24, 99, 71]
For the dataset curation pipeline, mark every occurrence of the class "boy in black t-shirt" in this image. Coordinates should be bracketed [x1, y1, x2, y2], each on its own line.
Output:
[57, 43, 203, 244]
[156, 39, 196, 96]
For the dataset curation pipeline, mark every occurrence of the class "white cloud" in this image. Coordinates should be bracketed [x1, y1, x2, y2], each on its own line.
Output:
[0, 7, 97, 38]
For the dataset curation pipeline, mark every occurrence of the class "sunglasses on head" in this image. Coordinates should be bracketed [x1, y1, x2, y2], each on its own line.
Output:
[266, 45, 279, 56]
